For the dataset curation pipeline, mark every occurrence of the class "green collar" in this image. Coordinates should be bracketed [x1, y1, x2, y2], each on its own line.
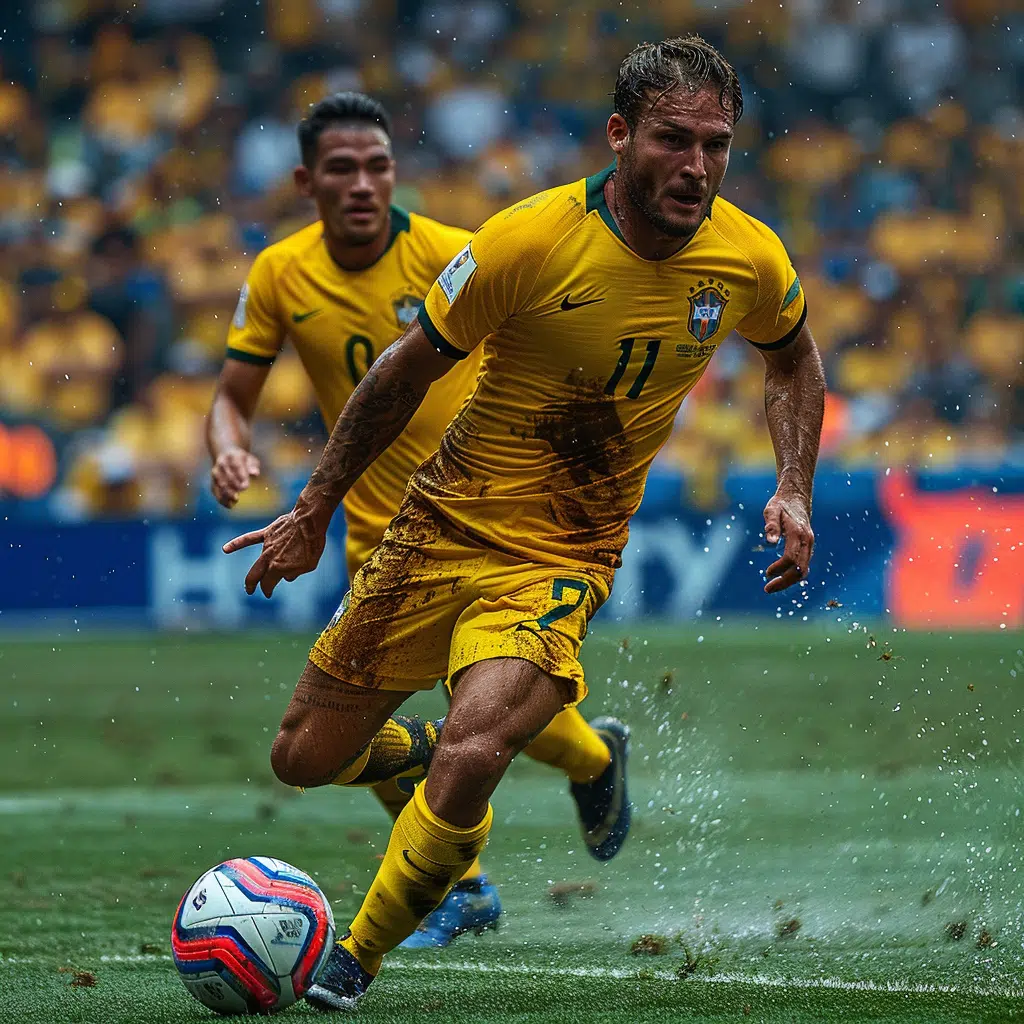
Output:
[585, 163, 715, 257]
[384, 204, 411, 253]
[584, 163, 625, 243]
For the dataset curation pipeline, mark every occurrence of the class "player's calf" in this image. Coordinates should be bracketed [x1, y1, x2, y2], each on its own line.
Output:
[422, 729, 519, 826]
[335, 658, 569, 975]
[424, 657, 575, 826]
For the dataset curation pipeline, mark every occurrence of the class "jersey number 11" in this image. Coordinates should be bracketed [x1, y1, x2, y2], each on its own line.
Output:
[603, 338, 661, 400]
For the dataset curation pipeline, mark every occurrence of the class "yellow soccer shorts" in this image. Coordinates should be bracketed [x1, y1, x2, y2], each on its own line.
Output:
[343, 508, 391, 586]
[311, 501, 610, 704]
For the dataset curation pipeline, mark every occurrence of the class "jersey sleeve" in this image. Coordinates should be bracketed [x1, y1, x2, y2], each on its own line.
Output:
[418, 197, 553, 359]
[225, 249, 284, 365]
[427, 218, 475, 269]
[736, 225, 807, 351]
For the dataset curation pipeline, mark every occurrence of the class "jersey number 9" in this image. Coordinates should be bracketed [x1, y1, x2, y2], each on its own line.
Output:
[345, 334, 376, 385]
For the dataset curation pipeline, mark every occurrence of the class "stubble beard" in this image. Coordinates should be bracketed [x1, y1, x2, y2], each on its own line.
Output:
[617, 159, 710, 240]
[332, 212, 384, 249]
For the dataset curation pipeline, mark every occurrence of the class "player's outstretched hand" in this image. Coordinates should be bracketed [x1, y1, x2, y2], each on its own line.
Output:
[762, 491, 814, 594]
[212, 448, 261, 508]
[223, 510, 327, 598]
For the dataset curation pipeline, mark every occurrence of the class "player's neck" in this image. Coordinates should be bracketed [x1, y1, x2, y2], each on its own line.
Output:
[605, 174, 695, 261]
[323, 214, 392, 272]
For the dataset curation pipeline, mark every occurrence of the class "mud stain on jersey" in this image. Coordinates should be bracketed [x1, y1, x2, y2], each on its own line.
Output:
[528, 375, 635, 568]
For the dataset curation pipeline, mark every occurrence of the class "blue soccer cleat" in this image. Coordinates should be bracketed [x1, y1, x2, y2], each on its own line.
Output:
[570, 716, 632, 861]
[399, 876, 502, 949]
[305, 936, 375, 1012]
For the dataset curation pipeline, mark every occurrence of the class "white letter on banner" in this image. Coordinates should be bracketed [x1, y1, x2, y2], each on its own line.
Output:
[150, 527, 245, 628]
[613, 517, 742, 621]
[150, 527, 342, 629]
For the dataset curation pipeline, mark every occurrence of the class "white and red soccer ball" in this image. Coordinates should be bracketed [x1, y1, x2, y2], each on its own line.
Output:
[172, 857, 335, 1015]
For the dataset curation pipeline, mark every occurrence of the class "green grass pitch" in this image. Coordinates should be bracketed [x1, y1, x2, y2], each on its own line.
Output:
[1, 622, 1023, 1022]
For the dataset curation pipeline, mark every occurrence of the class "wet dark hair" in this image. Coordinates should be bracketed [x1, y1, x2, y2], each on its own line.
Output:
[297, 92, 393, 168]
[613, 35, 743, 129]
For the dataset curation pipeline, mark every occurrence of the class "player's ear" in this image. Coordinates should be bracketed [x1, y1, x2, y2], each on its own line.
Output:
[607, 113, 629, 154]
[294, 164, 313, 198]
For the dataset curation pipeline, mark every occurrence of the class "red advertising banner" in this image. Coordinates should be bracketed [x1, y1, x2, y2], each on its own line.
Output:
[881, 471, 1024, 629]
[0, 423, 58, 500]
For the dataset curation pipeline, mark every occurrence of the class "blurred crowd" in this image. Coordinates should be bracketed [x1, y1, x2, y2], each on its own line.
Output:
[1, 0, 1022, 517]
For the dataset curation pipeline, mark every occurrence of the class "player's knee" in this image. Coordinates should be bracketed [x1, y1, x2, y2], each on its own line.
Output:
[269, 727, 307, 788]
[269, 726, 329, 789]
[270, 722, 367, 789]
[432, 728, 517, 787]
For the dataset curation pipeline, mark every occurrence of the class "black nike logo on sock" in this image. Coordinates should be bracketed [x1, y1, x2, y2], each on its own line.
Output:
[401, 849, 448, 884]
[560, 294, 604, 311]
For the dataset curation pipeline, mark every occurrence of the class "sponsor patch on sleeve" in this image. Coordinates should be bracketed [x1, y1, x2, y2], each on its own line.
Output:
[437, 244, 477, 303]
[232, 282, 249, 329]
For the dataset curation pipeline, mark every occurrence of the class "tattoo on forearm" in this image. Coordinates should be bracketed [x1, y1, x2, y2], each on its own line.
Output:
[307, 345, 429, 507]
[764, 342, 825, 499]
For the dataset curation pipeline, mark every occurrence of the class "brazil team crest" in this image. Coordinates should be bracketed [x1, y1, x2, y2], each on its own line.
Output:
[686, 282, 730, 342]
[391, 293, 421, 328]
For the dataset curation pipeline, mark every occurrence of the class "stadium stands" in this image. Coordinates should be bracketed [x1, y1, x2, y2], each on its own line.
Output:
[2, 0, 1022, 517]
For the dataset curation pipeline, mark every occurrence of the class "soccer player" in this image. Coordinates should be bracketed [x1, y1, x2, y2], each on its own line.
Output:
[207, 92, 628, 949]
[226, 35, 826, 1009]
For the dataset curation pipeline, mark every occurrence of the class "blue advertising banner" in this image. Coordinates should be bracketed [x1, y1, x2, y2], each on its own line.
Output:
[0, 518, 347, 630]
[2, 467, 1020, 630]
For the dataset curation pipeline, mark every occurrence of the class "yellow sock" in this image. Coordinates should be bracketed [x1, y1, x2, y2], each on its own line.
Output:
[523, 707, 610, 784]
[330, 746, 371, 785]
[342, 785, 492, 974]
[331, 717, 440, 787]
[459, 856, 485, 882]
[372, 782, 488, 883]
[370, 777, 415, 821]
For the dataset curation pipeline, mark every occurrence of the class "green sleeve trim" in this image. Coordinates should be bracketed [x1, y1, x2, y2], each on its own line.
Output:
[781, 275, 802, 311]
[225, 347, 276, 366]
[584, 163, 626, 244]
[417, 305, 468, 361]
[744, 304, 807, 351]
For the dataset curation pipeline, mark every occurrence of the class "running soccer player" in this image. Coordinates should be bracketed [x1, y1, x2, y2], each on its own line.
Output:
[225, 36, 826, 1009]
[207, 92, 628, 949]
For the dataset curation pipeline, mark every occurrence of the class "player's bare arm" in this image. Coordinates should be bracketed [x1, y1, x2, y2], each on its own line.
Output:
[222, 321, 456, 596]
[206, 359, 270, 507]
[759, 322, 825, 595]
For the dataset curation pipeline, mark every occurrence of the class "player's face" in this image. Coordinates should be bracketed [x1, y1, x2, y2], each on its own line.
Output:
[297, 125, 396, 246]
[611, 85, 734, 239]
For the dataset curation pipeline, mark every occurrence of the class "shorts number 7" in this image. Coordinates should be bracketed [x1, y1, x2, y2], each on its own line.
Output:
[533, 578, 589, 631]
[514, 579, 591, 636]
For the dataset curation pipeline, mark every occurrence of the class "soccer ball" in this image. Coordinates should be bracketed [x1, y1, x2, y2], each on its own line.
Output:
[171, 857, 335, 1015]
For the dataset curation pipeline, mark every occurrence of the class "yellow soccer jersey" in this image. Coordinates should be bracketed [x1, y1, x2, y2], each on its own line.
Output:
[226, 208, 482, 568]
[415, 164, 806, 572]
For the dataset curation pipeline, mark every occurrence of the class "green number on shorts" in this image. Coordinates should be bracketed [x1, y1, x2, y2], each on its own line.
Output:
[535, 578, 589, 631]
[345, 334, 376, 385]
